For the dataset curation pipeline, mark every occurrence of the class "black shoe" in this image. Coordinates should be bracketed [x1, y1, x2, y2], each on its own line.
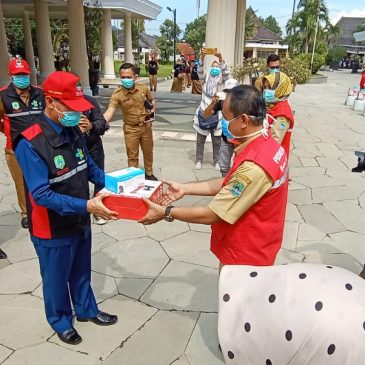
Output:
[145, 174, 158, 181]
[57, 327, 82, 345]
[77, 311, 118, 326]
[0, 248, 7, 260]
[360, 265, 365, 280]
[21, 217, 28, 229]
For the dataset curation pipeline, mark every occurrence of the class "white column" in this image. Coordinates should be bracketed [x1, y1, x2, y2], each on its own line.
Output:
[124, 14, 133, 63]
[33, 0, 54, 83]
[253, 47, 258, 58]
[234, 0, 246, 66]
[0, 0, 10, 87]
[206, 0, 238, 68]
[67, 0, 90, 93]
[101, 9, 115, 79]
[23, 11, 37, 85]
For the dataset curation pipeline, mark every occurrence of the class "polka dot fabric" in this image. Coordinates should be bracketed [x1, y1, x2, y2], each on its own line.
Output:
[218, 263, 365, 364]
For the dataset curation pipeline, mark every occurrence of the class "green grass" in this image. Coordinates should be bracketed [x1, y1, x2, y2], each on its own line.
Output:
[114, 61, 173, 78]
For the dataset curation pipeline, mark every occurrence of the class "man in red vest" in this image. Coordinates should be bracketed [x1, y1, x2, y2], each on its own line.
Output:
[139, 85, 289, 267]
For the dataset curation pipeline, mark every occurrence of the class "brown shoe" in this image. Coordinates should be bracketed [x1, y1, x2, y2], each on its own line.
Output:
[359, 265, 365, 280]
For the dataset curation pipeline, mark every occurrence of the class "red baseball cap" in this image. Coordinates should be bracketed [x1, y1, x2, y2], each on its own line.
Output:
[42, 71, 94, 112]
[8, 58, 31, 75]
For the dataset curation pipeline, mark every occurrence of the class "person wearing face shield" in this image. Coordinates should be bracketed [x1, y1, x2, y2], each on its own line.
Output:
[0, 57, 44, 231]
[261, 71, 294, 157]
[140, 85, 289, 269]
[193, 48, 229, 171]
[14, 71, 119, 345]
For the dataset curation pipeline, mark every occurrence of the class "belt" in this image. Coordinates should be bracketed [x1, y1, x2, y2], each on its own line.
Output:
[125, 122, 145, 127]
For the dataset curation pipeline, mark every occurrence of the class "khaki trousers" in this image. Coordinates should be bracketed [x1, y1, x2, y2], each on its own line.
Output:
[149, 75, 157, 91]
[123, 123, 154, 175]
[4, 148, 27, 217]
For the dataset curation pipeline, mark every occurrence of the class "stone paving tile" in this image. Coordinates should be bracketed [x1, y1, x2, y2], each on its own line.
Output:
[171, 355, 191, 364]
[298, 157, 318, 167]
[92, 237, 169, 279]
[282, 221, 299, 251]
[296, 240, 342, 254]
[103, 310, 198, 365]
[91, 232, 117, 255]
[0, 259, 40, 294]
[298, 204, 346, 234]
[189, 222, 211, 233]
[185, 313, 224, 365]
[115, 277, 153, 299]
[289, 166, 326, 178]
[275, 248, 304, 264]
[311, 186, 361, 204]
[325, 200, 365, 234]
[1, 231, 36, 263]
[0, 295, 52, 350]
[297, 223, 327, 241]
[288, 188, 312, 206]
[2, 342, 100, 365]
[141, 260, 218, 312]
[50, 295, 157, 361]
[144, 220, 190, 241]
[316, 156, 349, 170]
[160, 231, 217, 268]
[0, 345, 12, 364]
[329, 231, 365, 264]
[285, 203, 304, 223]
[101, 219, 147, 241]
[292, 175, 341, 189]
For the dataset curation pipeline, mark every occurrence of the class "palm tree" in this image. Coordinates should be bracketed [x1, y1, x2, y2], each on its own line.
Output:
[286, 0, 332, 53]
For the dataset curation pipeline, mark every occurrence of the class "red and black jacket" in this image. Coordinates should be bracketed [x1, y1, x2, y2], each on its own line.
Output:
[21, 117, 90, 239]
[0, 83, 44, 150]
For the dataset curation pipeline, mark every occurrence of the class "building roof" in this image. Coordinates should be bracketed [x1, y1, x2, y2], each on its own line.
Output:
[333, 17, 365, 46]
[246, 8, 283, 43]
[117, 32, 157, 49]
[2, 0, 162, 19]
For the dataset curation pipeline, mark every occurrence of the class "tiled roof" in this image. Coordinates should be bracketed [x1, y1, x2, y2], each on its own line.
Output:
[117, 32, 157, 48]
[333, 17, 365, 46]
[246, 8, 282, 42]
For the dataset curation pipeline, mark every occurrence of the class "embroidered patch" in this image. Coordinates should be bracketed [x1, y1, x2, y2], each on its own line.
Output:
[231, 181, 245, 197]
[75, 148, 85, 160]
[31, 100, 39, 109]
[54, 155, 65, 169]
[12, 101, 20, 110]
[279, 122, 287, 130]
[236, 173, 252, 185]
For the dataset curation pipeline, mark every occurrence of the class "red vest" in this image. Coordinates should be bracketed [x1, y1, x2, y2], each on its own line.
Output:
[268, 100, 294, 156]
[211, 135, 288, 265]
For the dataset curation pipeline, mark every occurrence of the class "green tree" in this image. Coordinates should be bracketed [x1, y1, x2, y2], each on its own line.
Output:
[262, 15, 282, 36]
[286, 0, 332, 54]
[245, 8, 257, 40]
[156, 19, 181, 63]
[83, 0, 103, 69]
[184, 15, 206, 55]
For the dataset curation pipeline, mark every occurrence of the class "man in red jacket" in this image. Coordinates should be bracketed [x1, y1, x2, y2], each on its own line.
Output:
[139, 85, 288, 267]
[360, 69, 365, 89]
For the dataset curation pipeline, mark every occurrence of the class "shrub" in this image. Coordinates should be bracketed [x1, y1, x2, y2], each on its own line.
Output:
[280, 57, 311, 84]
[296, 53, 325, 74]
[326, 46, 346, 65]
[231, 58, 267, 84]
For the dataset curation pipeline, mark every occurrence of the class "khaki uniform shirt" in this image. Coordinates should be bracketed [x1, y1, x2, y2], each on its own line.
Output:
[209, 136, 273, 225]
[108, 83, 153, 125]
[270, 116, 290, 145]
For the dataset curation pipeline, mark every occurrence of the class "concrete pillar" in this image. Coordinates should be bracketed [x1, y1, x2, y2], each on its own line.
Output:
[23, 11, 37, 85]
[124, 13, 133, 63]
[234, 0, 246, 66]
[275, 49, 279, 55]
[253, 47, 258, 58]
[0, 0, 10, 87]
[206, 0, 238, 68]
[101, 9, 115, 79]
[67, 0, 90, 93]
[33, 0, 54, 83]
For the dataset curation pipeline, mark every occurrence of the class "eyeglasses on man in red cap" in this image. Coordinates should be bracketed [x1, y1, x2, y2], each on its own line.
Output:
[42, 71, 94, 112]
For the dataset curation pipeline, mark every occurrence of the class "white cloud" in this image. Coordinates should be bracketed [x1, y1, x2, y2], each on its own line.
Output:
[331, 9, 365, 25]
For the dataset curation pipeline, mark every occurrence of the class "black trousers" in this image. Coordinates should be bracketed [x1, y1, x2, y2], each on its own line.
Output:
[87, 141, 105, 195]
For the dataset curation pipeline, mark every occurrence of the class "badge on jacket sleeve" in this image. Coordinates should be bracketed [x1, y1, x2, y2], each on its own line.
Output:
[231, 181, 245, 197]
[54, 155, 65, 169]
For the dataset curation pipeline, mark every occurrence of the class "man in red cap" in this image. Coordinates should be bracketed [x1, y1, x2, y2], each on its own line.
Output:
[0, 57, 44, 234]
[14, 71, 119, 345]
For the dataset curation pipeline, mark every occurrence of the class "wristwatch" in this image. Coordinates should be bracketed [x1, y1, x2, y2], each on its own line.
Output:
[163, 205, 174, 222]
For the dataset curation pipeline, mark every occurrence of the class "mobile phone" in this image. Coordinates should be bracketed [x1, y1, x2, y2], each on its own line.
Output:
[145, 112, 155, 123]
[205, 47, 217, 55]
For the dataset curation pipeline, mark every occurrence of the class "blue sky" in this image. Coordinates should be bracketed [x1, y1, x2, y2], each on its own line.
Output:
[143, 0, 365, 36]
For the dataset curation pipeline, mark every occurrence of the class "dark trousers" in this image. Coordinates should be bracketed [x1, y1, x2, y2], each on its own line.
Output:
[87, 142, 105, 195]
[32, 227, 98, 333]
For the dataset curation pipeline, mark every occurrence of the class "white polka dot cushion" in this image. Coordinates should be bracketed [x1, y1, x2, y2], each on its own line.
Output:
[218, 263, 365, 364]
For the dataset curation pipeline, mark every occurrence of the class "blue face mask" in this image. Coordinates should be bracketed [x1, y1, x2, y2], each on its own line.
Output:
[222, 115, 265, 142]
[269, 67, 280, 74]
[59, 111, 81, 127]
[210, 67, 221, 77]
[121, 78, 134, 89]
[263, 89, 277, 103]
[222, 117, 235, 140]
[12, 75, 30, 89]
